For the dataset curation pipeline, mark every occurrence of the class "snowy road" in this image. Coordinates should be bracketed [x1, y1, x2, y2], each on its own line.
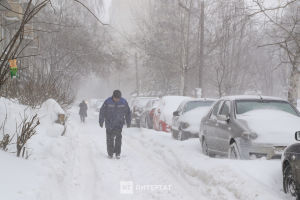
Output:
[35, 107, 292, 200]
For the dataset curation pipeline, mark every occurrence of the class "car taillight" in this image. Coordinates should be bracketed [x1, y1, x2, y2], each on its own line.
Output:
[150, 109, 154, 116]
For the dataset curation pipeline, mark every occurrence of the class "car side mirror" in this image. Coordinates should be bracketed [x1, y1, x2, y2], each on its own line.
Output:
[295, 131, 300, 141]
[173, 111, 179, 116]
[217, 114, 230, 123]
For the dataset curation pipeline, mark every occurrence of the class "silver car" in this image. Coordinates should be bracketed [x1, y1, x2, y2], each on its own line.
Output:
[200, 95, 300, 159]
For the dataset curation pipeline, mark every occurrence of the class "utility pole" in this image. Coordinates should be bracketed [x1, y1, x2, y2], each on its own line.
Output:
[135, 52, 140, 96]
[198, 0, 204, 95]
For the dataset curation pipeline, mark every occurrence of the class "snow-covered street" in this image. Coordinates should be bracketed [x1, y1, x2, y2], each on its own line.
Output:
[1, 0, 300, 199]
[1, 105, 290, 200]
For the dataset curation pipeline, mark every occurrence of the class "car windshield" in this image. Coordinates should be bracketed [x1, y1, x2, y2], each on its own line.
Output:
[235, 100, 299, 116]
[184, 101, 214, 113]
[134, 98, 155, 108]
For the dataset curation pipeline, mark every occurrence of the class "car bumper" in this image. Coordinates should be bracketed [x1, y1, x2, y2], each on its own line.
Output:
[131, 118, 140, 126]
[172, 129, 199, 139]
[182, 131, 199, 138]
[246, 143, 287, 159]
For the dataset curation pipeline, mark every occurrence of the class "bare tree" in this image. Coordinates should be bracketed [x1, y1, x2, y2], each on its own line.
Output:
[251, 0, 300, 105]
[0, 0, 50, 89]
[16, 113, 40, 158]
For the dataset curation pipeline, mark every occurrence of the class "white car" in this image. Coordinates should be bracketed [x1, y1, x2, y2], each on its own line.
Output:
[171, 99, 215, 140]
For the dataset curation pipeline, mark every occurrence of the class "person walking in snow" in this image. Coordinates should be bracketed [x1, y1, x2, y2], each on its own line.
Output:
[99, 90, 131, 159]
[79, 100, 88, 123]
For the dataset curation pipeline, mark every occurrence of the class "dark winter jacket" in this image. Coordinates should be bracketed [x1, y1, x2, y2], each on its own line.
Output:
[99, 97, 131, 130]
[79, 102, 88, 117]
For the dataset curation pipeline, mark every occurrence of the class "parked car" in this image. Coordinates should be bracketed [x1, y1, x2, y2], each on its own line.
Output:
[171, 99, 215, 140]
[200, 95, 300, 159]
[282, 131, 300, 199]
[153, 96, 191, 132]
[130, 97, 158, 127]
[140, 98, 159, 129]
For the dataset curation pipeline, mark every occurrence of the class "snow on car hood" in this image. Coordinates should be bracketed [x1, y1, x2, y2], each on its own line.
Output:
[161, 96, 192, 125]
[181, 107, 211, 133]
[237, 109, 300, 145]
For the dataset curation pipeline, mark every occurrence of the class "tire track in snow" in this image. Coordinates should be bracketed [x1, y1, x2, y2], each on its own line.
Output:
[127, 128, 287, 200]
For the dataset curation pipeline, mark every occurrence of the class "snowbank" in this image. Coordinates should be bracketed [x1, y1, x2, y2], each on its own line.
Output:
[0, 98, 65, 153]
[38, 99, 65, 123]
[0, 97, 66, 200]
[0, 151, 43, 200]
[0, 97, 29, 136]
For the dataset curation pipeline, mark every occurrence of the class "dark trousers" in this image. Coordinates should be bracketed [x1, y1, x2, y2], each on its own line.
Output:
[106, 129, 122, 156]
[80, 115, 85, 123]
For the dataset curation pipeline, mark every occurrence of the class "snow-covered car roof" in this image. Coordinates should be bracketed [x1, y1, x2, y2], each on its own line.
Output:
[221, 95, 285, 101]
[131, 97, 159, 107]
[183, 98, 217, 103]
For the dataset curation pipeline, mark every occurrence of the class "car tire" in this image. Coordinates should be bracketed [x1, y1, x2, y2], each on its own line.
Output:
[228, 142, 241, 159]
[171, 129, 177, 139]
[145, 118, 148, 129]
[202, 138, 209, 156]
[283, 164, 300, 199]
[159, 123, 163, 131]
[178, 130, 182, 141]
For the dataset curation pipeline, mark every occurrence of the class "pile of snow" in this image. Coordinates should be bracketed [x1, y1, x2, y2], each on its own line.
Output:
[159, 96, 192, 124]
[237, 109, 300, 144]
[0, 97, 66, 200]
[38, 99, 65, 123]
[181, 106, 211, 133]
[0, 150, 43, 200]
[0, 98, 29, 136]
[0, 98, 65, 151]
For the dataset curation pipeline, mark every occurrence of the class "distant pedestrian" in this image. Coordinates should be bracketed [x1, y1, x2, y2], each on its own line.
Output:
[79, 100, 88, 123]
[99, 90, 131, 159]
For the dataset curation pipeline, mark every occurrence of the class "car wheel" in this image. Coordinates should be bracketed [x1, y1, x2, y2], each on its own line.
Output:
[137, 120, 140, 128]
[284, 164, 300, 199]
[202, 138, 209, 156]
[159, 123, 163, 131]
[228, 142, 241, 159]
[171, 129, 177, 139]
[178, 130, 186, 141]
[145, 118, 148, 129]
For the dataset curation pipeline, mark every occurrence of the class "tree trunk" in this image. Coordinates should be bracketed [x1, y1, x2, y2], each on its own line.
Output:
[198, 0, 204, 95]
[288, 65, 299, 107]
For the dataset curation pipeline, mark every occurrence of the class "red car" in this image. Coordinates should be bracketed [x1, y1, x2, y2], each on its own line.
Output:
[153, 96, 191, 132]
[140, 99, 159, 129]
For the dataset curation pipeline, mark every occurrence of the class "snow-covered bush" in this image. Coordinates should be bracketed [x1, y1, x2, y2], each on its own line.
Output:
[16, 114, 40, 158]
[1, 71, 75, 109]
[0, 98, 66, 158]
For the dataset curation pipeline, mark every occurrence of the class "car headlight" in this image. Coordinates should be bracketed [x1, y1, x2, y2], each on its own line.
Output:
[242, 131, 258, 140]
[181, 122, 190, 129]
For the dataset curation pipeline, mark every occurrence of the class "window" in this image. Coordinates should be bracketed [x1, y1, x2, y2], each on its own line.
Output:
[219, 101, 231, 116]
[183, 100, 215, 113]
[235, 100, 299, 116]
[177, 102, 185, 113]
[210, 101, 222, 119]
